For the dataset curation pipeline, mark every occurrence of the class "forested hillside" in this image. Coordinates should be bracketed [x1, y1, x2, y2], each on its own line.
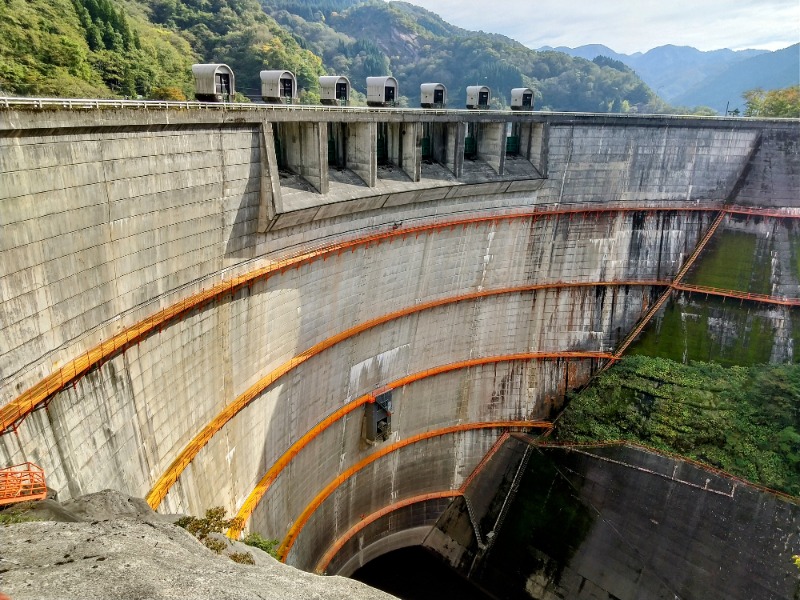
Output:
[264, 0, 659, 111]
[0, 0, 324, 98]
[0, 0, 193, 97]
[2, 0, 661, 111]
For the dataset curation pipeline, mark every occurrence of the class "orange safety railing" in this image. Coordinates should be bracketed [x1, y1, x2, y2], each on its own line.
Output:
[224, 353, 584, 537]
[1, 205, 715, 436]
[671, 283, 800, 306]
[149, 282, 620, 512]
[609, 209, 728, 362]
[8, 203, 797, 438]
[0, 462, 47, 506]
[314, 429, 516, 572]
[724, 205, 800, 219]
[314, 490, 463, 573]
[276, 420, 551, 561]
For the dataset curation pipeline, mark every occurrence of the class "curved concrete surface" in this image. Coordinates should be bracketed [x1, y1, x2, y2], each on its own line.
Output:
[1, 106, 797, 571]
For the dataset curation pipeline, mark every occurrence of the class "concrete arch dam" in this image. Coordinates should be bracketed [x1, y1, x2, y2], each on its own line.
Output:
[1, 104, 798, 573]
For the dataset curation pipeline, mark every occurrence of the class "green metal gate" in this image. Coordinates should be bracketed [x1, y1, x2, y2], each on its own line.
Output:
[421, 137, 432, 160]
[464, 136, 477, 158]
[506, 136, 520, 155]
[377, 124, 389, 165]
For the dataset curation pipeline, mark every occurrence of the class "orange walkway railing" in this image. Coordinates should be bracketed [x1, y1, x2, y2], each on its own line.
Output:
[1, 205, 716, 436]
[146, 278, 622, 511]
[314, 430, 513, 573]
[609, 210, 727, 362]
[224, 353, 598, 536]
[724, 205, 800, 219]
[0, 462, 47, 506]
[276, 420, 551, 562]
[314, 490, 463, 573]
[671, 283, 800, 307]
[4, 203, 798, 438]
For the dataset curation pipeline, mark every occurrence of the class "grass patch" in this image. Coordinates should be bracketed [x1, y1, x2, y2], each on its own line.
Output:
[243, 532, 280, 559]
[0, 510, 41, 525]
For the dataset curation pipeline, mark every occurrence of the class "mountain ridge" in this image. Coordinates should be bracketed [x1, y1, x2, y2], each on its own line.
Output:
[543, 42, 797, 112]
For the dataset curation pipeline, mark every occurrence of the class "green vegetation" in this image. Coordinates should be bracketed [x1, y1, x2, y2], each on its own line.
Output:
[229, 550, 256, 564]
[0, 509, 41, 525]
[263, 0, 661, 111]
[0, 0, 324, 99]
[557, 355, 800, 496]
[0, 0, 195, 97]
[243, 531, 280, 558]
[175, 506, 244, 556]
[743, 85, 800, 118]
[148, 0, 325, 100]
[630, 299, 779, 366]
[684, 230, 771, 294]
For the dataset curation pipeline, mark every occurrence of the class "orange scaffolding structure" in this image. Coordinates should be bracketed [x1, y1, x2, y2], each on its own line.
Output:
[0, 462, 47, 506]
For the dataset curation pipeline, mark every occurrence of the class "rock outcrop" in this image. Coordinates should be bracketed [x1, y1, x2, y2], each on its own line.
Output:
[0, 491, 396, 600]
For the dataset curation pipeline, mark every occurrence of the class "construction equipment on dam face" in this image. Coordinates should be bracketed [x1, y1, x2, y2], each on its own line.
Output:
[0, 462, 47, 507]
[364, 390, 393, 443]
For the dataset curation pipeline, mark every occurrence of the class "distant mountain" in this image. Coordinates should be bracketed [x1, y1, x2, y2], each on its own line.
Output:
[627, 45, 768, 102]
[545, 43, 774, 110]
[672, 43, 800, 114]
[545, 44, 635, 63]
[264, 0, 657, 111]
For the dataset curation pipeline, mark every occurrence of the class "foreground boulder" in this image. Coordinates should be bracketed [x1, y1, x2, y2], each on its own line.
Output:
[0, 490, 395, 600]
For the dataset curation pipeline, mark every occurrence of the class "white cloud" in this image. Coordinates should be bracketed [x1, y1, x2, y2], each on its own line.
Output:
[393, 0, 800, 54]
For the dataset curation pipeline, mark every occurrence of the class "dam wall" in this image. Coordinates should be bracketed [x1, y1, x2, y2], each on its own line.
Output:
[423, 438, 800, 600]
[0, 104, 797, 572]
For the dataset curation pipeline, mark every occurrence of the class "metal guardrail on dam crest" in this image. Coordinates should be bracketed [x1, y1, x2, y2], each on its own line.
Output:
[2, 96, 793, 126]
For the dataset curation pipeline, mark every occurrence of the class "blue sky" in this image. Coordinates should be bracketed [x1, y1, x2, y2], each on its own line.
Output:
[395, 0, 800, 54]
